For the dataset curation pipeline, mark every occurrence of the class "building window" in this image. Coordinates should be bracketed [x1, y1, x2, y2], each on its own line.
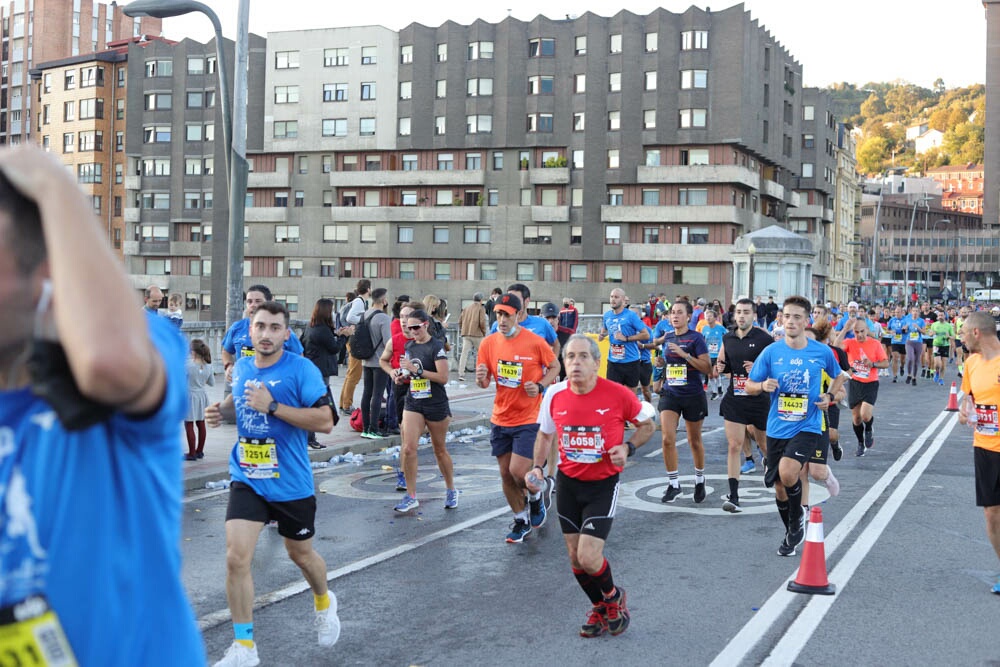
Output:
[142, 158, 171, 175]
[571, 226, 583, 245]
[359, 118, 376, 136]
[322, 155, 333, 173]
[680, 69, 708, 89]
[143, 126, 171, 143]
[492, 152, 504, 170]
[681, 30, 708, 50]
[487, 189, 499, 206]
[323, 225, 348, 242]
[681, 226, 710, 244]
[79, 66, 104, 87]
[437, 153, 454, 171]
[322, 119, 347, 137]
[186, 124, 203, 141]
[187, 91, 204, 108]
[467, 78, 493, 96]
[400, 44, 413, 63]
[528, 75, 554, 95]
[527, 113, 553, 132]
[435, 79, 447, 98]
[435, 262, 451, 280]
[360, 225, 376, 243]
[324, 48, 348, 66]
[466, 115, 492, 134]
[645, 32, 658, 52]
[435, 117, 446, 135]
[398, 118, 411, 136]
[361, 46, 377, 64]
[679, 189, 709, 206]
[609, 33, 622, 53]
[77, 163, 102, 184]
[274, 192, 289, 207]
[144, 59, 173, 77]
[437, 43, 448, 62]
[642, 189, 660, 206]
[643, 227, 660, 243]
[465, 226, 491, 243]
[77, 131, 103, 152]
[574, 74, 586, 93]
[528, 38, 555, 57]
[680, 148, 710, 165]
[645, 71, 657, 90]
[399, 81, 412, 100]
[802, 163, 815, 178]
[516, 263, 535, 281]
[398, 226, 414, 243]
[609, 72, 621, 92]
[274, 120, 299, 138]
[605, 265, 623, 283]
[273, 85, 298, 104]
[275, 51, 300, 69]
[608, 111, 620, 131]
[523, 225, 552, 245]
[187, 57, 205, 75]
[468, 41, 494, 60]
[679, 108, 708, 128]
[360, 82, 376, 100]
[185, 158, 202, 175]
[295, 191, 305, 207]
[572, 112, 585, 132]
[803, 105, 815, 121]
[320, 260, 337, 277]
[465, 153, 482, 170]
[572, 150, 584, 169]
[399, 262, 416, 280]
[605, 226, 621, 246]
[433, 227, 449, 243]
[802, 134, 815, 149]
[323, 83, 348, 102]
[607, 150, 620, 169]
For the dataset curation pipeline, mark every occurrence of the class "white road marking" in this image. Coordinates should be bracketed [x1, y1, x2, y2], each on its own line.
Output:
[761, 414, 959, 665]
[196, 506, 509, 631]
[708, 410, 951, 667]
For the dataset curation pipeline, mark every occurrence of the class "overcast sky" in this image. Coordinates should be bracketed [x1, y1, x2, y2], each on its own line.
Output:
[158, 1, 986, 90]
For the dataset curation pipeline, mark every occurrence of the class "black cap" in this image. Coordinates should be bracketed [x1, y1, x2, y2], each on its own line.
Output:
[494, 293, 522, 315]
[540, 302, 559, 318]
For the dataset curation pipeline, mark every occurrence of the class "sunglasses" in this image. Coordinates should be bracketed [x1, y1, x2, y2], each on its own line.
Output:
[406, 323, 426, 331]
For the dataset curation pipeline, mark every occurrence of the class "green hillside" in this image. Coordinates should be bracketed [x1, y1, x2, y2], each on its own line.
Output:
[824, 80, 984, 175]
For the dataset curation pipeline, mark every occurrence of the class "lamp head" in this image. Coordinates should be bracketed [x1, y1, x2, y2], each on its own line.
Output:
[123, 0, 206, 19]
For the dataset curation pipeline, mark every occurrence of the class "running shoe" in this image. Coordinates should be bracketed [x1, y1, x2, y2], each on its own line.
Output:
[529, 497, 546, 528]
[395, 470, 407, 492]
[393, 494, 420, 513]
[661, 484, 682, 503]
[831, 441, 843, 462]
[722, 494, 742, 513]
[777, 536, 796, 557]
[505, 518, 532, 543]
[892, 376, 897, 383]
[693, 481, 706, 503]
[213, 642, 260, 667]
[823, 470, 840, 497]
[865, 429, 874, 449]
[315, 594, 341, 647]
[933, 372, 940, 384]
[580, 604, 608, 638]
[444, 488, 458, 510]
[905, 376, 912, 385]
[911, 377, 918, 386]
[603, 588, 630, 636]
[740, 459, 757, 474]
[339, 407, 353, 416]
[992, 578, 1000, 595]
[786, 522, 805, 551]
[856, 444, 866, 457]
[542, 475, 555, 511]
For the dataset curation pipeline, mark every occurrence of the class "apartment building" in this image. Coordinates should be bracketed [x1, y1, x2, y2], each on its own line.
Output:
[925, 163, 984, 215]
[831, 122, 860, 302]
[1, 0, 160, 144]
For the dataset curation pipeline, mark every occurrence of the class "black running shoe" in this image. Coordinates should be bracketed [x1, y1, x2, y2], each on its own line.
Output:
[603, 588, 630, 636]
[661, 485, 682, 503]
[777, 536, 797, 557]
[722, 495, 742, 513]
[786, 523, 805, 551]
[856, 444, 866, 457]
[693, 481, 706, 503]
[831, 441, 843, 462]
[580, 604, 607, 638]
[864, 430, 874, 449]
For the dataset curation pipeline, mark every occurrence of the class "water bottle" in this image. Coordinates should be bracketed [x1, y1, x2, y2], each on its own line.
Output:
[527, 472, 543, 492]
[329, 454, 343, 464]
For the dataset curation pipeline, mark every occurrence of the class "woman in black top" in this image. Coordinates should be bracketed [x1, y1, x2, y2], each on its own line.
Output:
[304, 298, 342, 448]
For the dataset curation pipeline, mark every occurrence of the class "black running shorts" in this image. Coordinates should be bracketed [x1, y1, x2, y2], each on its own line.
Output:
[891, 344, 907, 356]
[556, 471, 619, 541]
[638, 361, 653, 387]
[764, 431, 822, 487]
[226, 481, 317, 540]
[719, 394, 768, 431]
[404, 400, 451, 423]
[658, 391, 708, 422]
[934, 345, 950, 358]
[607, 360, 641, 389]
[848, 379, 879, 408]
[974, 447, 1000, 507]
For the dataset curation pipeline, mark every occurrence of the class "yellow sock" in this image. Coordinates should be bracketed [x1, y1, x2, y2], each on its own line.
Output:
[314, 592, 330, 612]
[235, 639, 254, 649]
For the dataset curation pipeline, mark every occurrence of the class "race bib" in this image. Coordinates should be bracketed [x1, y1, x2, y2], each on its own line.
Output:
[909, 331, 920, 341]
[733, 375, 748, 397]
[240, 347, 256, 357]
[238, 437, 279, 479]
[409, 377, 431, 399]
[666, 363, 687, 387]
[892, 332, 903, 343]
[610, 343, 625, 360]
[777, 392, 808, 421]
[851, 359, 871, 378]
[708, 342, 719, 355]
[496, 360, 523, 389]
[975, 404, 999, 437]
[0, 596, 78, 667]
[561, 425, 605, 464]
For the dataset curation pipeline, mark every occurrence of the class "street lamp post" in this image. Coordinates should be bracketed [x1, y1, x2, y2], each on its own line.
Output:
[123, 0, 249, 330]
[929, 218, 951, 297]
[748, 242, 756, 303]
[903, 195, 932, 304]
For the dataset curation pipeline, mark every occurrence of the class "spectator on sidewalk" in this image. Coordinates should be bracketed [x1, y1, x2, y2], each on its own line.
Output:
[458, 292, 488, 382]
[185, 339, 215, 461]
[360, 288, 394, 438]
[557, 298, 580, 377]
[303, 298, 343, 448]
[143, 284, 163, 314]
[336, 291, 355, 367]
[339, 280, 370, 416]
[167, 292, 184, 329]
[486, 287, 503, 327]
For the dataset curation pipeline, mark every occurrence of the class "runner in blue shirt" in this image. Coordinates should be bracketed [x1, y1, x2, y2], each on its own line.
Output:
[206, 301, 340, 666]
[701, 309, 728, 400]
[221, 284, 304, 383]
[599, 288, 650, 394]
[0, 148, 203, 666]
[886, 305, 907, 382]
[747, 295, 848, 558]
[657, 300, 713, 504]
[900, 305, 927, 385]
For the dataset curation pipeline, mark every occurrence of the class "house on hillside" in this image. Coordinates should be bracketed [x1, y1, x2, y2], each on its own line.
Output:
[914, 128, 944, 154]
[906, 123, 928, 141]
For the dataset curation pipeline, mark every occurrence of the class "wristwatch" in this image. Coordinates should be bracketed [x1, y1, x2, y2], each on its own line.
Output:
[267, 400, 279, 416]
[626, 442, 636, 457]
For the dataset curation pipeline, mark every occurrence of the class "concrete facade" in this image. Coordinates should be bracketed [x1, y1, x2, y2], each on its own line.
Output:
[983, 0, 1000, 228]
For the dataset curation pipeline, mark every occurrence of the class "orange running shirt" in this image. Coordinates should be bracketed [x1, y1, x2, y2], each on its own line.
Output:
[961, 352, 1000, 453]
[842, 337, 887, 383]
[477, 328, 556, 427]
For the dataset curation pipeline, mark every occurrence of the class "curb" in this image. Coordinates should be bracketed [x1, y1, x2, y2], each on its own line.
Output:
[184, 412, 492, 492]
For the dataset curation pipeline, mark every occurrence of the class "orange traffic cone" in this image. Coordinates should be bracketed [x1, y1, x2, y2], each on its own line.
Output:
[787, 506, 836, 595]
[945, 382, 960, 412]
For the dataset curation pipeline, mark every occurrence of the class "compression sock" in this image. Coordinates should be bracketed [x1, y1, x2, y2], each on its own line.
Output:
[864, 417, 874, 433]
[314, 592, 330, 612]
[776, 499, 790, 530]
[728, 477, 739, 503]
[573, 567, 603, 604]
[785, 482, 803, 529]
[234, 622, 254, 648]
[853, 422, 865, 444]
[593, 558, 617, 599]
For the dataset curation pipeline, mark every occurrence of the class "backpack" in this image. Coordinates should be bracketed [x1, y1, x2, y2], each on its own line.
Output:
[349, 311, 377, 360]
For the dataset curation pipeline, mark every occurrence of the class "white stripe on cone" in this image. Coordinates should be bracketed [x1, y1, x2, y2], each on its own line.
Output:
[805, 519, 824, 543]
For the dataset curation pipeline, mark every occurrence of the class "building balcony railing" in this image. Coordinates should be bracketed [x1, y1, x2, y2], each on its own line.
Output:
[794, 204, 824, 219]
[124, 207, 140, 223]
[124, 175, 140, 191]
[601, 204, 754, 227]
[122, 241, 139, 256]
[245, 207, 289, 222]
[636, 164, 759, 189]
[328, 169, 485, 188]
[622, 242, 735, 263]
[761, 178, 785, 201]
[138, 240, 170, 254]
[824, 208, 835, 222]
[531, 205, 569, 222]
[329, 206, 484, 223]
[527, 168, 570, 185]
[247, 171, 291, 189]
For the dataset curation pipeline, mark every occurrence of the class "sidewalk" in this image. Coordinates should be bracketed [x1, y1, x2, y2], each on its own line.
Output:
[180, 368, 493, 491]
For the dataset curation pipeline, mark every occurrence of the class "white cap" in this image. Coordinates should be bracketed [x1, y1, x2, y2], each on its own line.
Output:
[848, 301, 859, 309]
[992, 306, 1000, 313]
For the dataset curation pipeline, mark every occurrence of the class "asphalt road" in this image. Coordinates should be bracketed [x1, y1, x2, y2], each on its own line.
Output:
[181, 367, 999, 666]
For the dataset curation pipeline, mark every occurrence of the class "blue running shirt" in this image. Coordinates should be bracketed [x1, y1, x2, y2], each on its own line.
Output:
[602, 308, 647, 364]
[223, 317, 304, 358]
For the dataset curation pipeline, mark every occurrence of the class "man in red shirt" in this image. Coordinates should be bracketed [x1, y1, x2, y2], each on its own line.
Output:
[527, 335, 654, 638]
[836, 314, 889, 457]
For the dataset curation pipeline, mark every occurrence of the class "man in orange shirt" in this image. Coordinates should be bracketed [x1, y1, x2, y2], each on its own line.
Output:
[836, 315, 889, 457]
[476, 293, 560, 543]
[958, 311, 1000, 595]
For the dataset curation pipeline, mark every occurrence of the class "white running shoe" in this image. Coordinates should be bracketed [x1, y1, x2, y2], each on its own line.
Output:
[824, 470, 841, 497]
[315, 594, 341, 647]
[213, 642, 260, 667]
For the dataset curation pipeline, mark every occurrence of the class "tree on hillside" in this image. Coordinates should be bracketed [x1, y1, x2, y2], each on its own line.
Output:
[928, 108, 950, 132]
[860, 92, 886, 118]
[857, 136, 890, 174]
[942, 122, 984, 164]
[934, 78, 945, 94]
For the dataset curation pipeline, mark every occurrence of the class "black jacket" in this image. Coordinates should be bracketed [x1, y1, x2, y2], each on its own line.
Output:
[304, 324, 342, 378]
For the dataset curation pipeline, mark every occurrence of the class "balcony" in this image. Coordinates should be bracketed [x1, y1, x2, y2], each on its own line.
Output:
[138, 240, 170, 255]
[637, 164, 759, 189]
[328, 169, 485, 188]
[122, 241, 139, 256]
[795, 204, 825, 219]
[247, 171, 291, 188]
[171, 241, 202, 256]
[622, 242, 734, 263]
[789, 191, 802, 208]
[124, 207, 140, 223]
[761, 178, 785, 201]
[124, 175, 140, 191]
[824, 208, 835, 222]
[531, 206, 569, 222]
[330, 206, 483, 223]
[528, 168, 570, 185]
[245, 207, 288, 222]
[601, 205, 754, 227]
